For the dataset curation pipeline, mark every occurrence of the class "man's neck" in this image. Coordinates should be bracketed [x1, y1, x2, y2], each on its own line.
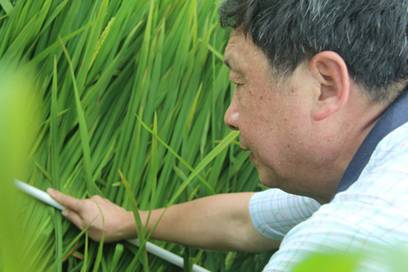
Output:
[318, 94, 393, 203]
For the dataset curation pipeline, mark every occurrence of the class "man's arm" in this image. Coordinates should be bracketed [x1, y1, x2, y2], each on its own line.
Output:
[47, 189, 280, 252]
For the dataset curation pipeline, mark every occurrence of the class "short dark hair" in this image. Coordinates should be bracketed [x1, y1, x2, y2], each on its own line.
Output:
[220, 0, 408, 101]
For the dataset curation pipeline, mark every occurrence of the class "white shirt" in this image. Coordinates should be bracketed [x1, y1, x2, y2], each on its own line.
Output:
[249, 92, 408, 271]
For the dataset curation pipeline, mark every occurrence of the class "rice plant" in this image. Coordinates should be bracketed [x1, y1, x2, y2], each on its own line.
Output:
[0, 0, 271, 271]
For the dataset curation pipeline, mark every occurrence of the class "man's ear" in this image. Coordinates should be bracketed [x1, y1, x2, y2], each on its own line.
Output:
[308, 51, 351, 121]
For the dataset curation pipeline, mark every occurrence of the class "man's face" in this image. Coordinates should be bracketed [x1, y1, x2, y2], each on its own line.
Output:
[224, 31, 315, 191]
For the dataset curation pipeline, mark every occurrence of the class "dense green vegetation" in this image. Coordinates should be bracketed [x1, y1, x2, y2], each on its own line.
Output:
[0, 0, 271, 271]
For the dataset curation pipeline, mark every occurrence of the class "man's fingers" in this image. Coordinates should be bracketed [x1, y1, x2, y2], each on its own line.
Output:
[47, 188, 81, 212]
[62, 209, 83, 229]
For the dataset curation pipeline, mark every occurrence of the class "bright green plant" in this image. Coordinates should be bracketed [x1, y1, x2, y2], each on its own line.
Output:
[0, 64, 42, 272]
[0, 0, 270, 271]
[293, 246, 408, 272]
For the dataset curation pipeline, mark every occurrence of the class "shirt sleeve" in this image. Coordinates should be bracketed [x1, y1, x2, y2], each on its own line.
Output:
[248, 189, 320, 241]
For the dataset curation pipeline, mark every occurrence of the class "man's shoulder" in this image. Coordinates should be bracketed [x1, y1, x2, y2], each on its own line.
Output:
[349, 120, 408, 193]
[330, 122, 408, 211]
[368, 120, 408, 165]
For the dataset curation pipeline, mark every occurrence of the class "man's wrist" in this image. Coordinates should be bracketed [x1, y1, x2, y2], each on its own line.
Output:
[121, 210, 138, 240]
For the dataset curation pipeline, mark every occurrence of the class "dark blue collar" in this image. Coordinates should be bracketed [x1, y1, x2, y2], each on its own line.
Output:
[336, 89, 408, 194]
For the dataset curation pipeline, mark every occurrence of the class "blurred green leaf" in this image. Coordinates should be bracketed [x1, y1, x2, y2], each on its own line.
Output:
[0, 63, 41, 272]
[293, 252, 362, 272]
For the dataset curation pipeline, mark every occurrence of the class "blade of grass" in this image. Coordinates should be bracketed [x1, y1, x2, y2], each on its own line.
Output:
[59, 37, 101, 196]
[169, 131, 239, 205]
[0, 0, 12, 14]
[136, 114, 215, 195]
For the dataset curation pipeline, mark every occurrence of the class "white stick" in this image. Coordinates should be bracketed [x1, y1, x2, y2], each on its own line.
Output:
[16, 180, 64, 210]
[128, 239, 210, 272]
[15, 180, 211, 272]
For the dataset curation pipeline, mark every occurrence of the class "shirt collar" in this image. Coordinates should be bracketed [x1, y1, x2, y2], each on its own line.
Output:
[336, 89, 408, 194]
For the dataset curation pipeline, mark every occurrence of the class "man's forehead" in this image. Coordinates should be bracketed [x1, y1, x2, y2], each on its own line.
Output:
[224, 32, 248, 65]
[225, 31, 245, 52]
[224, 32, 267, 69]
[224, 48, 241, 72]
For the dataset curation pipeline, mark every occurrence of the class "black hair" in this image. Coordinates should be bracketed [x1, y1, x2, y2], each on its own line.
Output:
[220, 0, 408, 101]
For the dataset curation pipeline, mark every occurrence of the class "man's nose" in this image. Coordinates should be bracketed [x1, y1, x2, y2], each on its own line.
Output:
[224, 97, 239, 130]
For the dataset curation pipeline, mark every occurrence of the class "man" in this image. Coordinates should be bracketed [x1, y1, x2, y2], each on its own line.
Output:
[48, 0, 408, 270]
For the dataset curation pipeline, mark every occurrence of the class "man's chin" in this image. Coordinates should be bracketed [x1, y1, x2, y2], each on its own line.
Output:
[257, 169, 279, 188]
[250, 158, 281, 187]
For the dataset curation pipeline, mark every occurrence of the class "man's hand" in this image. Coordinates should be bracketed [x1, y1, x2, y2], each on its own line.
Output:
[47, 189, 135, 242]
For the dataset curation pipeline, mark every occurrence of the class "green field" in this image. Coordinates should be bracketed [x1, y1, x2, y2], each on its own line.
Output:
[0, 0, 270, 271]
